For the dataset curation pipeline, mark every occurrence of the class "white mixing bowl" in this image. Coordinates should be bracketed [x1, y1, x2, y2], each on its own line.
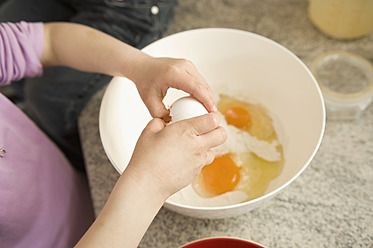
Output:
[99, 28, 325, 219]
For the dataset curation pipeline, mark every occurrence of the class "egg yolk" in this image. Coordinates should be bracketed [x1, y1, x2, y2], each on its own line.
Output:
[201, 153, 240, 195]
[223, 106, 251, 129]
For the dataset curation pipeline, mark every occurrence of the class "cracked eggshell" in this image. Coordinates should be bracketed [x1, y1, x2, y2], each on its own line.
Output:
[169, 96, 208, 123]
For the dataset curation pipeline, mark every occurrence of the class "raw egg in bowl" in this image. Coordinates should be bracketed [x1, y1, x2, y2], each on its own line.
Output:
[99, 28, 325, 219]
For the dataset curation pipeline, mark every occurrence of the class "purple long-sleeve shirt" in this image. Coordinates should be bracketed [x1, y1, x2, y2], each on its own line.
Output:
[0, 22, 94, 247]
[0, 22, 43, 85]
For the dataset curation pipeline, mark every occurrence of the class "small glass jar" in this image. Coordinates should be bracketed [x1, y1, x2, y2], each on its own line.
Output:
[311, 51, 373, 121]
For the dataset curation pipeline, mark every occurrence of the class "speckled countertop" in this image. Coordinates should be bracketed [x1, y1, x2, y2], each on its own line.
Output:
[78, 1, 373, 247]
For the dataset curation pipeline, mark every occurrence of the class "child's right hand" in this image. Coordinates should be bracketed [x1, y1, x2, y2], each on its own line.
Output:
[124, 112, 227, 201]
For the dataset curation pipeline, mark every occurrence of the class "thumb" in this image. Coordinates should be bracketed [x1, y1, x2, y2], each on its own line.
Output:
[145, 96, 170, 120]
[143, 117, 166, 134]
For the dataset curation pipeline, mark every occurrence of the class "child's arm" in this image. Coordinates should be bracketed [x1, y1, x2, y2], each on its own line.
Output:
[75, 113, 227, 247]
[42, 22, 217, 117]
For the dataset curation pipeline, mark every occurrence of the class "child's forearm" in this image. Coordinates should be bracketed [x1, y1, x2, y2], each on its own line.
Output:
[75, 169, 166, 248]
[41, 22, 149, 79]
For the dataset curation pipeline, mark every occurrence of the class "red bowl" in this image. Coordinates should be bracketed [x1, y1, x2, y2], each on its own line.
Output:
[180, 237, 265, 248]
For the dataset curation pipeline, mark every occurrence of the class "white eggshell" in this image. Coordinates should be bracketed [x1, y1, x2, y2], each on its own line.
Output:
[169, 96, 208, 123]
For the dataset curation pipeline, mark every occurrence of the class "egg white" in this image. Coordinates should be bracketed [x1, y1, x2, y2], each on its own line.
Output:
[168, 184, 249, 207]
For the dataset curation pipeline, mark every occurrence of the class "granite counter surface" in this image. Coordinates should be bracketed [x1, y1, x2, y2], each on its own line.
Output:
[78, 1, 373, 247]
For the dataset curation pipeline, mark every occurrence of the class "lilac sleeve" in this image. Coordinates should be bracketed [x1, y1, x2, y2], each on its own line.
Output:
[0, 21, 44, 86]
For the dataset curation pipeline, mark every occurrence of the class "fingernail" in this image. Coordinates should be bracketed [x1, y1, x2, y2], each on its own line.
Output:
[212, 105, 218, 112]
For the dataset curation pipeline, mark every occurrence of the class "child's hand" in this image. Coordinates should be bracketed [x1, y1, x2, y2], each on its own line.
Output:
[125, 112, 227, 200]
[130, 56, 217, 120]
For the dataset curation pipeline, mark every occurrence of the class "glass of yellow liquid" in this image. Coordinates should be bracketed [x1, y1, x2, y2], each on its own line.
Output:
[308, 0, 373, 40]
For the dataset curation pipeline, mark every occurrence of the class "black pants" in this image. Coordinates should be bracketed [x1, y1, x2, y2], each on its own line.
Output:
[0, 0, 178, 171]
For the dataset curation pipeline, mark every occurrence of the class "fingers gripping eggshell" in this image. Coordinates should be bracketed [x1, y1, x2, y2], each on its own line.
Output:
[169, 96, 208, 123]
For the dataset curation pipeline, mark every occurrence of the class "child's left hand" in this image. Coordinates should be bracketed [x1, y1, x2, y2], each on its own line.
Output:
[130, 56, 217, 120]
